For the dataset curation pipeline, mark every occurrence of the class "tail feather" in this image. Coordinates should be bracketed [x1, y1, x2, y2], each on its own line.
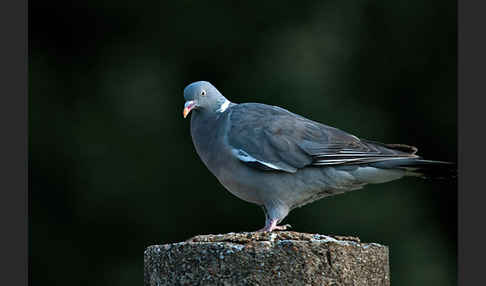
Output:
[368, 158, 457, 180]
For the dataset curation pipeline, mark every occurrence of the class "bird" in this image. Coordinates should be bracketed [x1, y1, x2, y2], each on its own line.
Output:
[182, 81, 455, 232]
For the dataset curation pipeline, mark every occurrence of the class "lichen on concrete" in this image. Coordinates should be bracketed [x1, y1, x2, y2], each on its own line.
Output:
[144, 231, 390, 286]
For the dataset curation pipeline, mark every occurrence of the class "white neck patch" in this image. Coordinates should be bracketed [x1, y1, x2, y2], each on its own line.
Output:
[217, 99, 230, 113]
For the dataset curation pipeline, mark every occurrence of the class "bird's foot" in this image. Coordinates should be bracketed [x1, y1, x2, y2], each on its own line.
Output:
[257, 219, 292, 232]
[273, 224, 292, 231]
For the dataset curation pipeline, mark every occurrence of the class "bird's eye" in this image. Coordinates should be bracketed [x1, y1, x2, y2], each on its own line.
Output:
[201, 90, 206, 96]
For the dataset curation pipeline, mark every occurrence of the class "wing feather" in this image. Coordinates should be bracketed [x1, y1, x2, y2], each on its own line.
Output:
[227, 103, 418, 173]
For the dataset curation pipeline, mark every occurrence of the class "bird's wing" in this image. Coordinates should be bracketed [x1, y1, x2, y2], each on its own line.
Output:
[227, 103, 418, 173]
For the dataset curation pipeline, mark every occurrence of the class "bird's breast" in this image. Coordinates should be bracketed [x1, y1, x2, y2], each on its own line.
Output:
[190, 112, 264, 205]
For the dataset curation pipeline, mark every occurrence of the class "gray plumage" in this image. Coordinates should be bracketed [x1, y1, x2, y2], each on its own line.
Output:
[182, 81, 454, 232]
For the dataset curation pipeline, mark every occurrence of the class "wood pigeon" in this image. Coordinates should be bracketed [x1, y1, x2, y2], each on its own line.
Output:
[182, 81, 455, 232]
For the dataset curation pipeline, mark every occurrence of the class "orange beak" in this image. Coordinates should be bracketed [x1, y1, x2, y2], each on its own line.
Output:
[183, 100, 196, 118]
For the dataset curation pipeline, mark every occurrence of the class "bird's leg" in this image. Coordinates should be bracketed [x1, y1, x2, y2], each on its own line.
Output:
[257, 205, 291, 232]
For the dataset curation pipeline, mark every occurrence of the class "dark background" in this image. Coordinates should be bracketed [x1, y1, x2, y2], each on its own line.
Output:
[29, 1, 456, 285]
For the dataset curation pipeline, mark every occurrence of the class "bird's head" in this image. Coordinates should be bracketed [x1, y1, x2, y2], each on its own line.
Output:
[183, 81, 230, 118]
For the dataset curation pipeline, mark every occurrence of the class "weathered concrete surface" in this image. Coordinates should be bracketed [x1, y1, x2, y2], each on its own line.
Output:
[144, 231, 390, 286]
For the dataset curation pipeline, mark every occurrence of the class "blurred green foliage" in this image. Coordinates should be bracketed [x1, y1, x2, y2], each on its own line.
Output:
[30, 1, 456, 285]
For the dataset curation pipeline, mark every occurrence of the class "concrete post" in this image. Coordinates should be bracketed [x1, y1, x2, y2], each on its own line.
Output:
[144, 231, 390, 286]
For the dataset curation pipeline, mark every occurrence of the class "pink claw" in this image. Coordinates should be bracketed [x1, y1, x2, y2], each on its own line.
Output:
[257, 219, 292, 232]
